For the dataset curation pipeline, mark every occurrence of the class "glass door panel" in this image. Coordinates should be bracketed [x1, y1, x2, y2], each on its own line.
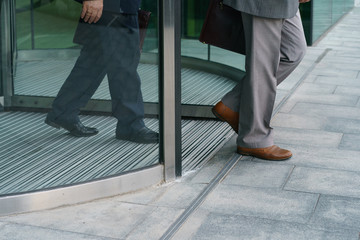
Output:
[0, 0, 161, 196]
[181, 0, 245, 108]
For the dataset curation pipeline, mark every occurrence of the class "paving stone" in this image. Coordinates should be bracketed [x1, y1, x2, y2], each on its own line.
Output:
[115, 185, 168, 205]
[1, 200, 154, 239]
[125, 206, 183, 240]
[290, 102, 360, 120]
[310, 195, 360, 231]
[275, 89, 288, 107]
[273, 127, 342, 148]
[315, 76, 360, 87]
[277, 98, 303, 113]
[317, 61, 360, 71]
[173, 210, 358, 240]
[332, 50, 360, 58]
[344, 41, 360, 48]
[325, 50, 360, 58]
[296, 82, 336, 94]
[303, 74, 318, 83]
[322, 45, 360, 52]
[278, 65, 311, 91]
[288, 93, 358, 107]
[324, 117, 360, 134]
[285, 167, 360, 198]
[149, 183, 206, 209]
[273, 143, 360, 172]
[321, 37, 360, 45]
[222, 160, 293, 188]
[272, 113, 327, 130]
[339, 134, 360, 151]
[185, 135, 239, 183]
[0, 222, 111, 240]
[311, 68, 359, 78]
[187, 154, 233, 184]
[321, 45, 360, 52]
[200, 185, 319, 223]
[171, 209, 210, 240]
[335, 86, 360, 96]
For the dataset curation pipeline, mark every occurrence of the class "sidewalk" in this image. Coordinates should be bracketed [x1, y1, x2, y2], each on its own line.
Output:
[1, 7, 360, 240]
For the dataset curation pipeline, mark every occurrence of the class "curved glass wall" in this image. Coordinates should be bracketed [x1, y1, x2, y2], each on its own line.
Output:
[181, 0, 245, 109]
[1, 0, 161, 197]
[300, 0, 354, 44]
[179, 0, 244, 172]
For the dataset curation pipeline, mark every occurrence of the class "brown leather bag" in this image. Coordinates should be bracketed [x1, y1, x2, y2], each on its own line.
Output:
[199, 0, 246, 55]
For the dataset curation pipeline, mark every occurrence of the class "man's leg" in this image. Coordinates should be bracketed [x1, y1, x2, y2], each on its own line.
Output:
[277, 11, 307, 85]
[47, 45, 106, 124]
[45, 21, 110, 136]
[235, 12, 283, 148]
[106, 15, 158, 143]
[216, 11, 306, 132]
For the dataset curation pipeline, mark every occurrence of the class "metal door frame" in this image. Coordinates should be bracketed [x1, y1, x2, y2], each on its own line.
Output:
[1, 0, 15, 107]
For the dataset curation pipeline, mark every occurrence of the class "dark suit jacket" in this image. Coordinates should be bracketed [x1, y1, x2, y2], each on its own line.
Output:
[73, 0, 140, 46]
[74, 0, 141, 14]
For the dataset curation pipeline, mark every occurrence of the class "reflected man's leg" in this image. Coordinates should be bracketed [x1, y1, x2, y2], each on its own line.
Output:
[105, 15, 158, 143]
[45, 21, 108, 137]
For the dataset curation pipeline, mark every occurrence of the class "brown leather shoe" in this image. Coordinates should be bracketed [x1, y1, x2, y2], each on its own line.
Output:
[212, 101, 239, 133]
[237, 145, 292, 161]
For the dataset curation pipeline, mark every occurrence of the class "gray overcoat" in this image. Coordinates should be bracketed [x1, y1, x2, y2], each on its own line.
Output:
[223, 0, 299, 19]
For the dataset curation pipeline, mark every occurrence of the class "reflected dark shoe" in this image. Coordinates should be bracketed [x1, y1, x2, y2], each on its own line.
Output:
[212, 101, 239, 133]
[116, 127, 159, 144]
[45, 117, 99, 137]
[237, 145, 292, 161]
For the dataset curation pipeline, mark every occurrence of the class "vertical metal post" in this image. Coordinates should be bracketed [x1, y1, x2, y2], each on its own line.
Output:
[160, 0, 182, 181]
[30, 0, 35, 49]
[174, 0, 182, 177]
[310, 0, 314, 45]
[1, 0, 14, 107]
[0, 0, 2, 101]
[207, 44, 211, 61]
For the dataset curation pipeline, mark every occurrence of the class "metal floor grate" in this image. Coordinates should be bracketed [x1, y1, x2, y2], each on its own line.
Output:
[13, 60, 236, 105]
[0, 111, 233, 196]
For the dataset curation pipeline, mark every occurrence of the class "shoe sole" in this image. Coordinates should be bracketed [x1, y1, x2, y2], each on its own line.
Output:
[70, 131, 98, 137]
[237, 150, 292, 161]
[116, 136, 158, 144]
[45, 119, 98, 137]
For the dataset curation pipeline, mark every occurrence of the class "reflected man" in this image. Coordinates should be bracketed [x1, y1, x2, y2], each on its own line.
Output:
[45, 0, 158, 143]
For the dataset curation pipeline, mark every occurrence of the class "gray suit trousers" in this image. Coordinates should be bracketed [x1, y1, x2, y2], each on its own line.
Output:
[221, 11, 307, 148]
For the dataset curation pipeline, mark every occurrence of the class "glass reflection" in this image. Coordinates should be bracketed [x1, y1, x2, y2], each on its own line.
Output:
[0, 0, 160, 196]
[332, 0, 344, 23]
[181, 0, 244, 106]
[312, 0, 353, 44]
[312, 0, 332, 42]
[45, 3, 158, 143]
